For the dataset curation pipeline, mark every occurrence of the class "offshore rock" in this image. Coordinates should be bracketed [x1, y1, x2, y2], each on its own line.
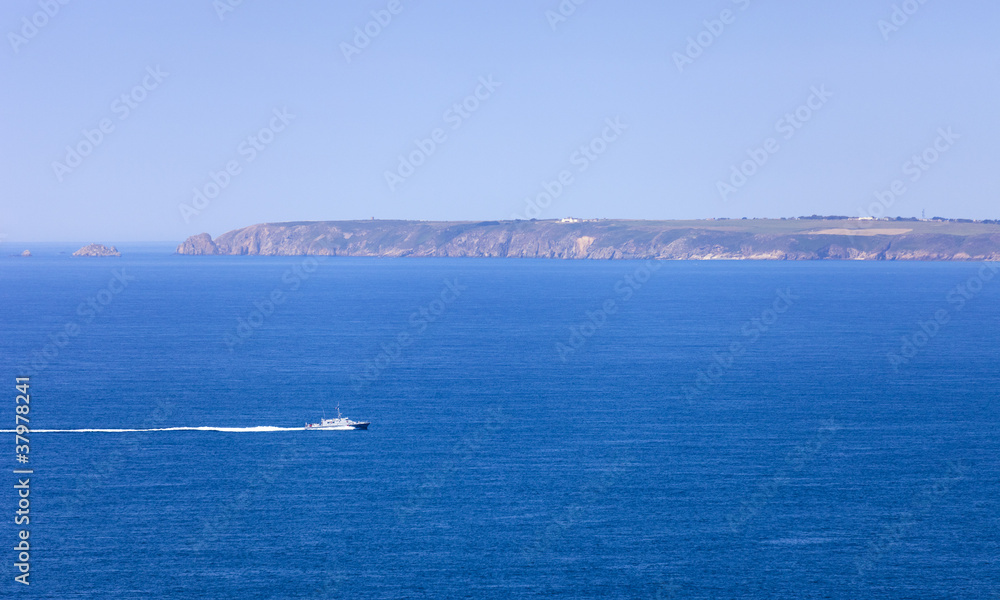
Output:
[72, 244, 121, 257]
[176, 232, 218, 255]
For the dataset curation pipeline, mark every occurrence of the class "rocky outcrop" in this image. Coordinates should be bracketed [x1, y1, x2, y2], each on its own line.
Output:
[72, 244, 121, 257]
[18, 250, 31, 257]
[175, 220, 1000, 261]
[176, 233, 218, 255]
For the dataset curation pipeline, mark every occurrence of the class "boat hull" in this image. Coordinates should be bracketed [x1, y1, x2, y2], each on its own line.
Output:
[304, 422, 369, 431]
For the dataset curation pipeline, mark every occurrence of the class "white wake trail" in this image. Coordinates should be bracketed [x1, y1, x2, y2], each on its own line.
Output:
[0, 426, 312, 433]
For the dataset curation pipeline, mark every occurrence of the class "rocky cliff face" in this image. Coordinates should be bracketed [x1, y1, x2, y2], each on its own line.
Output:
[73, 243, 121, 257]
[175, 220, 1000, 261]
[176, 233, 218, 255]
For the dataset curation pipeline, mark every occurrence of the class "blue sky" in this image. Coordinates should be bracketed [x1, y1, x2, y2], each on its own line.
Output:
[2, 0, 998, 242]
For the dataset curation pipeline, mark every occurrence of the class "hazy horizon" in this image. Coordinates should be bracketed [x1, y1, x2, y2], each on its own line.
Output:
[12, 212, 1000, 246]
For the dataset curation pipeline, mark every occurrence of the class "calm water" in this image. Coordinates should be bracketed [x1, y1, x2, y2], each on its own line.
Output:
[2, 247, 999, 599]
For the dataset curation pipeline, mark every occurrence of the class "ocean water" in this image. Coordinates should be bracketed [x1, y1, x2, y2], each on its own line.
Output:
[2, 247, 999, 599]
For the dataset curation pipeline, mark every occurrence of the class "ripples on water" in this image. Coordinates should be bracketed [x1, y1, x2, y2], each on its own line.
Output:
[1, 249, 998, 598]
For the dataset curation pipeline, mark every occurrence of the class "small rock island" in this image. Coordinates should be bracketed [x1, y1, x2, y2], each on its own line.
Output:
[72, 244, 121, 257]
[18, 250, 31, 257]
[176, 232, 218, 255]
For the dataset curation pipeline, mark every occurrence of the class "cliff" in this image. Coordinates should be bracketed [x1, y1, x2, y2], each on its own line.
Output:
[175, 219, 1000, 261]
[73, 243, 121, 257]
[176, 232, 218, 255]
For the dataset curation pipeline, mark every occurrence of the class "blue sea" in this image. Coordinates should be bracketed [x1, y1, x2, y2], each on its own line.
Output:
[2, 246, 999, 599]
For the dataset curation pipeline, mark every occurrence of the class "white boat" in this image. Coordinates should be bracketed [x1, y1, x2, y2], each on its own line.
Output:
[305, 405, 369, 430]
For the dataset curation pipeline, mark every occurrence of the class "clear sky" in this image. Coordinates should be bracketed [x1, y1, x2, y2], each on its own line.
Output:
[2, 0, 998, 242]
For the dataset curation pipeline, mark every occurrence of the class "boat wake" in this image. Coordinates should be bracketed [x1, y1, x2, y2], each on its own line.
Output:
[0, 426, 311, 433]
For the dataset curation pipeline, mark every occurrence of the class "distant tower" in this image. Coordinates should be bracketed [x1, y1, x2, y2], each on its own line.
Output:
[922, 209, 926, 219]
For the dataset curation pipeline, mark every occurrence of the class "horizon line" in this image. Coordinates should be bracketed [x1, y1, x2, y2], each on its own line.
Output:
[7, 214, 1000, 245]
